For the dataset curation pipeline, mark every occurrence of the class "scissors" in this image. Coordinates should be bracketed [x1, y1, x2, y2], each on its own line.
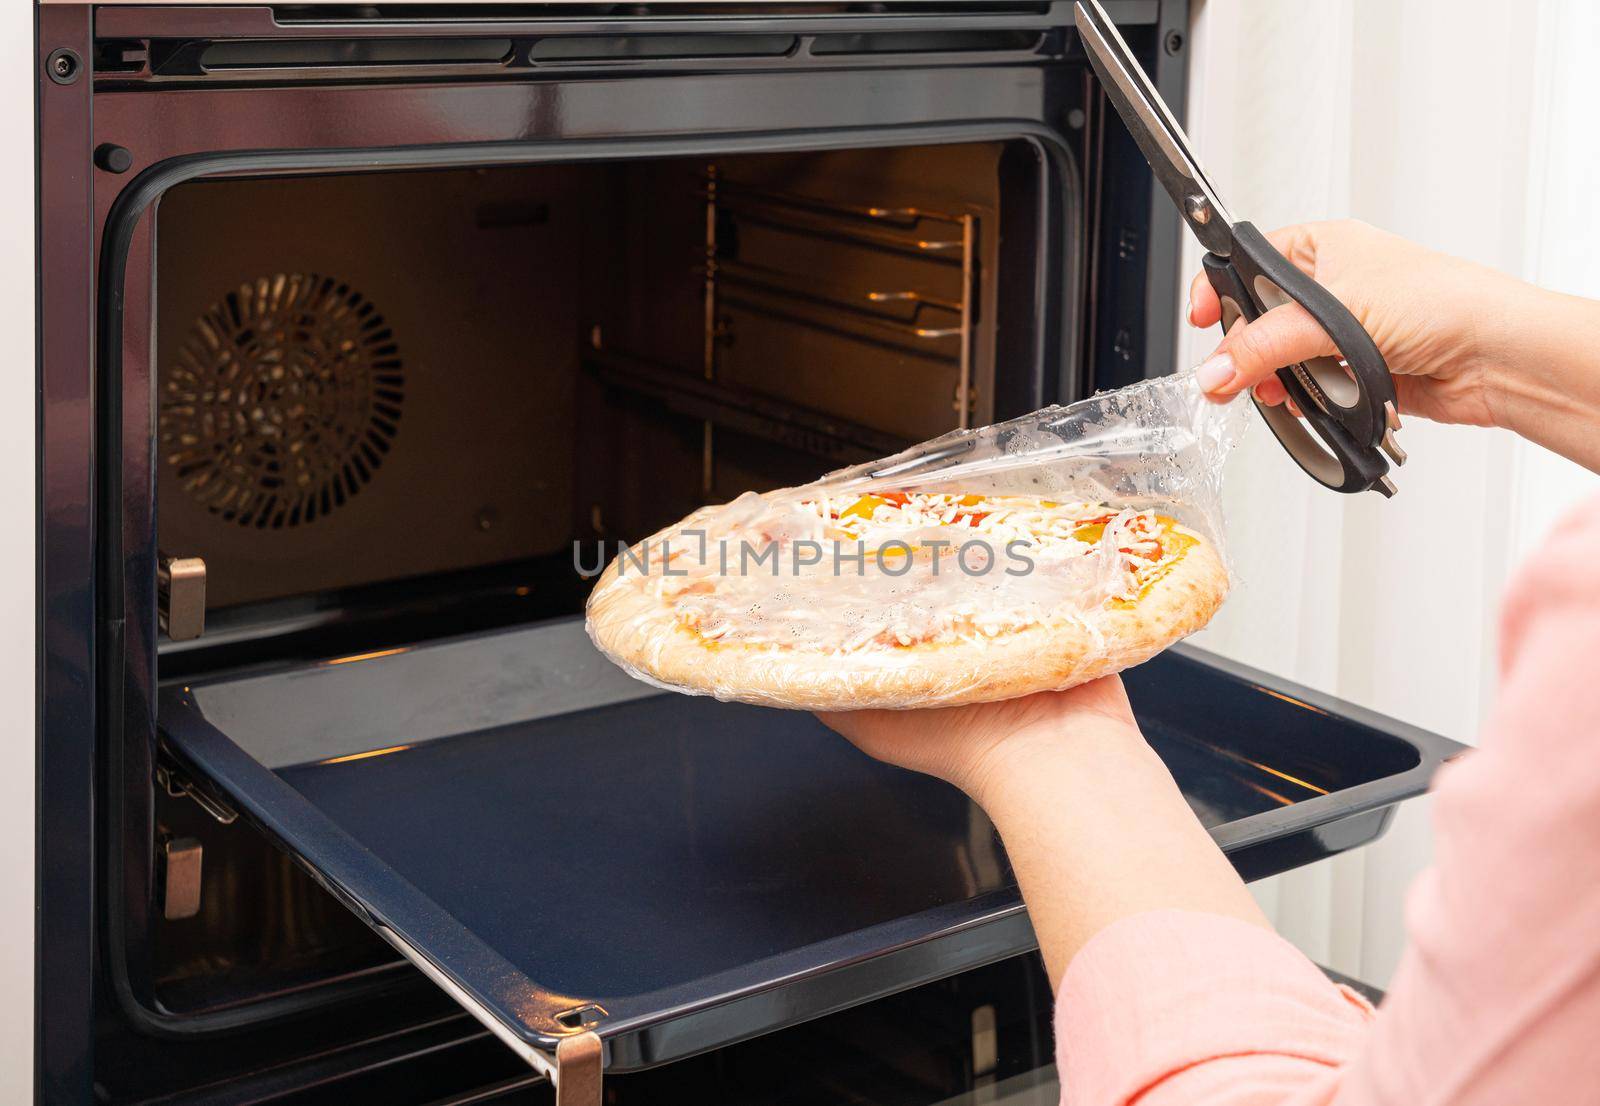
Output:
[1074, 0, 1405, 496]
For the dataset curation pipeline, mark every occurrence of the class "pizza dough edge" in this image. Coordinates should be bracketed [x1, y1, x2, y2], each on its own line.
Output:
[586, 522, 1229, 711]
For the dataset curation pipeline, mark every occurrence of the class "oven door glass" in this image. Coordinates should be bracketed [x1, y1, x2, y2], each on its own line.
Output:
[157, 618, 1459, 1077]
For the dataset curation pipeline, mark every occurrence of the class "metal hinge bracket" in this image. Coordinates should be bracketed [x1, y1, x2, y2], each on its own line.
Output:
[161, 836, 204, 920]
[554, 1031, 603, 1106]
[156, 761, 237, 825]
[158, 553, 207, 641]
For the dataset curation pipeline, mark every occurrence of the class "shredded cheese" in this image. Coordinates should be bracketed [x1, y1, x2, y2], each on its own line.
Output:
[640, 491, 1195, 653]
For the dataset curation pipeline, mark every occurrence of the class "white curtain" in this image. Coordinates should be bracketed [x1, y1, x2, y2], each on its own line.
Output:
[1178, 0, 1600, 984]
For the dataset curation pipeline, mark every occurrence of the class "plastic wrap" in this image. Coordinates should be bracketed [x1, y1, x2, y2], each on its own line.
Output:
[586, 369, 1247, 710]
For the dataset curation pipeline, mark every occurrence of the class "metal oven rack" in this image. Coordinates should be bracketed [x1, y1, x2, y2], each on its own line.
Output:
[707, 177, 979, 415]
[595, 168, 981, 496]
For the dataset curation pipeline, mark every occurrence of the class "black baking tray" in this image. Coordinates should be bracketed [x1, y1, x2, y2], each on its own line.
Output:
[158, 617, 1461, 1072]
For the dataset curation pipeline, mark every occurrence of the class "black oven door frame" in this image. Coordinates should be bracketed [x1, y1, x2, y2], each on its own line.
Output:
[93, 74, 1087, 1038]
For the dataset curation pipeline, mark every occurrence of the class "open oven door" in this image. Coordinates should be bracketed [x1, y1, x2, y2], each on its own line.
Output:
[157, 617, 1462, 1102]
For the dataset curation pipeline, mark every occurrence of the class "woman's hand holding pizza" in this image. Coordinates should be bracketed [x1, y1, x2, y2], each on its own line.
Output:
[817, 674, 1141, 800]
[1189, 218, 1600, 473]
[822, 220, 1600, 797]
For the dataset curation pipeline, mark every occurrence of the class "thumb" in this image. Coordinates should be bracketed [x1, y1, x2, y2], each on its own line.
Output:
[1195, 301, 1339, 400]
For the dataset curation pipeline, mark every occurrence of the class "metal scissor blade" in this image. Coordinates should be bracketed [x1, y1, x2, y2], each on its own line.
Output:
[1074, 0, 1234, 256]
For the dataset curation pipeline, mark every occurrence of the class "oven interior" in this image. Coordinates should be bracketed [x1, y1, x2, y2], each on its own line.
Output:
[146, 140, 1053, 1019]
[155, 141, 1040, 635]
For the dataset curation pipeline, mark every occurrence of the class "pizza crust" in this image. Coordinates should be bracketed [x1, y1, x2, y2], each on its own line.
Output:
[585, 516, 1228, 711]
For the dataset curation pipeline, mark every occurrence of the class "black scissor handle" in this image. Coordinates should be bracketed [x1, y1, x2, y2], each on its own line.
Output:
[1203, 224, 1395, 495]
[1229, 222, 1394, 444]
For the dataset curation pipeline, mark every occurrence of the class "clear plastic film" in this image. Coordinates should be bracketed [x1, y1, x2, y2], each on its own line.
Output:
[585, 369, 1248, 710]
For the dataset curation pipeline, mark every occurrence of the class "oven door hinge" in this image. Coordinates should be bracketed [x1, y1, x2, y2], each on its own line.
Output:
[158, 553, 207, 641]
[156, 759, 237, 826]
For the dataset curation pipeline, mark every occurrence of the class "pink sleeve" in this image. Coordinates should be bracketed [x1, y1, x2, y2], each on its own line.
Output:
[1056, 909, 1372, 1105]
[1055, 493, 1600, 1106]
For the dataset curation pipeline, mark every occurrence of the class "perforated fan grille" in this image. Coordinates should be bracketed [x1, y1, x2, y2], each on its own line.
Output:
[160, 273, 404, 529]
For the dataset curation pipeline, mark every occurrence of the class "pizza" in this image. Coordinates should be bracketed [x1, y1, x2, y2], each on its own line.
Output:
[584, 488, 1227, 710]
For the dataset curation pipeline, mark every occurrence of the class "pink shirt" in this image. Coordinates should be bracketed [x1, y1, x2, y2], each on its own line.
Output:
[1055, 493, 1600, 1105]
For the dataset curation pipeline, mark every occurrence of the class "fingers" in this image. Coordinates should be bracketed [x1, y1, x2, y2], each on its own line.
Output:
[1188, 270, 1221, 327]
[1186, 222, 1321, 331]
[1194, 301, 1339, 402]
[814, 709, 878, 743]
[1252, 375, 1289, 407]
[1250, 376, 1304, 418]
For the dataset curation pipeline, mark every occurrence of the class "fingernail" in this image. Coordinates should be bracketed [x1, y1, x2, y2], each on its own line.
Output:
[1185, 295, 1195, 325]
[1195, 352, 1236, 394]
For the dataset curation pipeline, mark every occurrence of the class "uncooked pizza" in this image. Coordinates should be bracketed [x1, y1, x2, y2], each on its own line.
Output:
[585, 488, 1227, 710]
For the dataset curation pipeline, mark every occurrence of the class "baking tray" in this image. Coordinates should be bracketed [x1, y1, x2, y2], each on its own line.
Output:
[158, 617, 1461, 1076]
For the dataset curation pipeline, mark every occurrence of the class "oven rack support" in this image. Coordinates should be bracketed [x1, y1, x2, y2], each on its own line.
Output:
[703, 174, 979, 432]
[582, 345, 908, 467]
[702, 163, 721, 498]
[378, 925, 604, 1106]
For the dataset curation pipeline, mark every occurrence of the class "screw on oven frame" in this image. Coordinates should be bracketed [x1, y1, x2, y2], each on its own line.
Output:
[1164, 31, 1185, 55]
[46, 48, 82, 85]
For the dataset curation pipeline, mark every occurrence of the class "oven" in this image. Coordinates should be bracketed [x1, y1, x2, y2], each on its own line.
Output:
[33, 4, 1461, 1103]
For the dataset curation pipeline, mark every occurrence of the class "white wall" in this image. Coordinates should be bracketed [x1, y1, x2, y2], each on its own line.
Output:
[3, 3, 36, 1099]
[1181, 0, 1600, 983]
